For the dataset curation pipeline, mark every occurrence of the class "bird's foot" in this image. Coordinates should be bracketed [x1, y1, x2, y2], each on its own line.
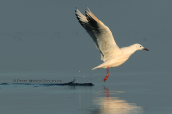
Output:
[104, 74, 109, 82]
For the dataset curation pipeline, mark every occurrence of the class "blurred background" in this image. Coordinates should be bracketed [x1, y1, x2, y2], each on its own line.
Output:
[0, 0, 171, 73]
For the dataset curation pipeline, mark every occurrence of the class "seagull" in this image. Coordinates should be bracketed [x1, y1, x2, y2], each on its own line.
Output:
[75, 7, 149, 82]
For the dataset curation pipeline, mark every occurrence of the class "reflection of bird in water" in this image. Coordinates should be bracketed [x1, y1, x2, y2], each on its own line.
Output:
[104, 87, 109, 98]
[92, 87, 143, 114]
[75, 7, 149, 82]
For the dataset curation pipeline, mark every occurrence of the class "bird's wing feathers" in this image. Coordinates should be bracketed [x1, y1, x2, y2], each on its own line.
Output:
[75, 8, 122, 61]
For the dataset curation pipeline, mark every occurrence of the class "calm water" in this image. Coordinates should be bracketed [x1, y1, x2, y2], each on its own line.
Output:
[0, 72, 172, 114]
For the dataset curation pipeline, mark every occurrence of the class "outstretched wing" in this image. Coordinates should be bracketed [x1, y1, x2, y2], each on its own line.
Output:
[75, 7, 122, 61]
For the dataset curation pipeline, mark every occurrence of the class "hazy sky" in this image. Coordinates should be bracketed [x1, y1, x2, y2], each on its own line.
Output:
[0, 0, 171, 72]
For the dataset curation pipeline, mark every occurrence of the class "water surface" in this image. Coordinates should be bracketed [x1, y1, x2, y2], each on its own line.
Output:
[0, 72, 172, 114]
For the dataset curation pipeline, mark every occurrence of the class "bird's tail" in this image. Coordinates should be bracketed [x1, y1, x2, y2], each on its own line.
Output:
[92, 63, 106, 70]
[92, 67, 99, 70]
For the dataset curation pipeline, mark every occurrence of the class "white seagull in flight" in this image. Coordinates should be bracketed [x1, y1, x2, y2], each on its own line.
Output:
[75, 7, 149, 82]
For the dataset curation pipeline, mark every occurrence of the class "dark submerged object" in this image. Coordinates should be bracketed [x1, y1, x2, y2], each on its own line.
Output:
[43, 79, 94, 86]
[43, 82, 94, 86]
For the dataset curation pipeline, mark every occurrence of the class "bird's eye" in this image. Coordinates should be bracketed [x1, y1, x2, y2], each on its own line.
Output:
[140, 46, 141, 47]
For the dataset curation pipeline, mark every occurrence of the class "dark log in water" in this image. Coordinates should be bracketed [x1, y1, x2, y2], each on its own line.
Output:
[42, 81, 94, 86]
[42, 78, 94, 86]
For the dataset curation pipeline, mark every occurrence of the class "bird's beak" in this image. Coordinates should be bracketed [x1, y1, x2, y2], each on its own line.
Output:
[143, 48, 149, 51]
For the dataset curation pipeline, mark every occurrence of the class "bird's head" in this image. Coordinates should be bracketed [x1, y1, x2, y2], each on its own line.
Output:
[134, 43, 149, 51]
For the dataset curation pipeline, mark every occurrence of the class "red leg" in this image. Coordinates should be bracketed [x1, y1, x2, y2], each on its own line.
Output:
[104, 67, 110, 82]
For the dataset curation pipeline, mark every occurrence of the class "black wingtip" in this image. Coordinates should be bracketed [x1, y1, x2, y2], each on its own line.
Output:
[75, 7, 78, 14]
